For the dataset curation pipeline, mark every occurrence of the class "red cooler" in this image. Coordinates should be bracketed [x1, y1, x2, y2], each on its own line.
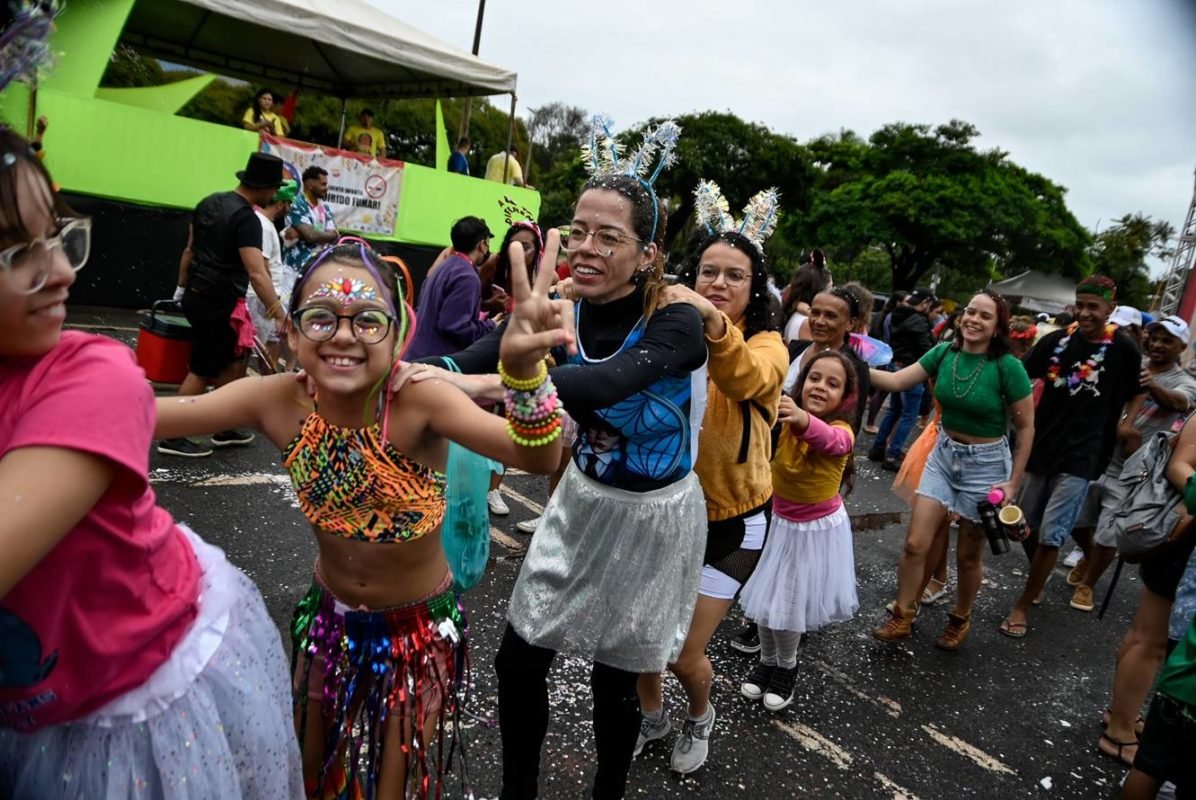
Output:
[137, 300, 193, 384]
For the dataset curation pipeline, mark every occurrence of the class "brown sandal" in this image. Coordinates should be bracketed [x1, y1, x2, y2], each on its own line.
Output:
[935, 613, 972, 651]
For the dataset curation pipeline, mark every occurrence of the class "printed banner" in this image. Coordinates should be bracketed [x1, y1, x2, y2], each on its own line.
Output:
[259, 134, 404, 236]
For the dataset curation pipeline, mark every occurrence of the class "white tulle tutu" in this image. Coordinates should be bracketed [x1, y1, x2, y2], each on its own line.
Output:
[739, 505, 859, 633]
[0, 528, 303, 799]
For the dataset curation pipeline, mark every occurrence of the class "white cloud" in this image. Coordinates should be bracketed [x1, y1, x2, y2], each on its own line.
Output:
[375, 0, 1196, 273]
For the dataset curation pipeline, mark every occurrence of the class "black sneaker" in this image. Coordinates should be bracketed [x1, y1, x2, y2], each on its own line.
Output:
[211, 429, 255, 447]
[740, 663, 776, 701]
[763, 665, 798, 712]
[157, 437, 213, 458]
[881, 458, 902, 472]
[729, 622, 760, 654]
[867, 448, 885, 462]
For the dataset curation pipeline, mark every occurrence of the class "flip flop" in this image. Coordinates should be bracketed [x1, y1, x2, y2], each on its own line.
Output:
[998, 619, 1028, 638]
[1097, 732, 1138, 767]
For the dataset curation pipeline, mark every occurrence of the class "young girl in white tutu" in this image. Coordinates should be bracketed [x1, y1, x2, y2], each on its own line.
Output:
[739, 349, 860, 712]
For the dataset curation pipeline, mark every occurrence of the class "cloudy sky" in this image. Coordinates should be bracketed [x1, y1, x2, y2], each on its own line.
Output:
[374, 0, 1196, 274]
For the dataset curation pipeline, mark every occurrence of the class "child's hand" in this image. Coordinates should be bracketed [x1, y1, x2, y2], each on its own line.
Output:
[553, 277, 577, 301]
[499, 229, 576, 374]
[778, 395, 799, 423]
[778, 395, 809, 432]
[389, 361, 497, 400]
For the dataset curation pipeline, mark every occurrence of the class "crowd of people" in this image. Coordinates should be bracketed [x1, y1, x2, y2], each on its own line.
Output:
[1, 16, 1194, 795]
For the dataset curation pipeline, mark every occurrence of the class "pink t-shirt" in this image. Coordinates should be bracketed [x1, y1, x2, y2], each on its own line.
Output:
[0, 332, 200, 731]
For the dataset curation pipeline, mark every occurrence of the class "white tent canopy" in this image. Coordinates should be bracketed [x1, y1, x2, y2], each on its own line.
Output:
[988, 270, 1078, 314]
[121, 0, 517, 98]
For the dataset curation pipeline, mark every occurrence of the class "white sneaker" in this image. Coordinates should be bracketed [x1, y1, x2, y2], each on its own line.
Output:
[516, 516, 541, 533]
[1063, 547, 1083, 568]
[633, 712, 671, 758]
[487, 489, 510, 515]
[671, 705, 715, 774]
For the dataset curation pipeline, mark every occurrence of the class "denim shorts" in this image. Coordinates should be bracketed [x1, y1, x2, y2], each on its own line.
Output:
[1016, 472, 1090, 548]
[916, 436, 1011, 524]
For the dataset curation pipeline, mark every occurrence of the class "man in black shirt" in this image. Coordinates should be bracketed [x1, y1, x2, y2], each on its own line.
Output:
[158, 152, 286, 458]
[869, 290, 936, 470]
[1000, 275, 1144, 638]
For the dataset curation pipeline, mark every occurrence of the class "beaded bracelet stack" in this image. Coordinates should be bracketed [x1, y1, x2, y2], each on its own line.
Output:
[498, 360, 563, 447]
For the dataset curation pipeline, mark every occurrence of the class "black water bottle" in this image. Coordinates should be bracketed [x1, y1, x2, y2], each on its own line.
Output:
[978, 500, 1010, 555]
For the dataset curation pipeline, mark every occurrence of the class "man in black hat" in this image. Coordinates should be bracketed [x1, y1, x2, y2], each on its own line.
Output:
[405, 216, 495, 361]
[159, 152, 286, 458]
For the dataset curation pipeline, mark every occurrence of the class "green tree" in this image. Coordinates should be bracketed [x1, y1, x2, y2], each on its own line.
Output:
[1088, 214, 1175, 309]
[800, 121, 1090, 290]
[524, 103, 590, 227]
[101, 45, 167, 87]
[651, 112, 817, 260]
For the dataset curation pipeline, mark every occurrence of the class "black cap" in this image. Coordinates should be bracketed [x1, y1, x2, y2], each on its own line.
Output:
[236, 152, 284, 188]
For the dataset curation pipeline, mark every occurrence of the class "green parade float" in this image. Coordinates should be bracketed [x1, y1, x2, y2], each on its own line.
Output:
[0, 0, 539, 307]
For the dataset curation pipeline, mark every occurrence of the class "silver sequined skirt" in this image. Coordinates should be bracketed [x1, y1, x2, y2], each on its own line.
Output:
[507, 463, 707, 673]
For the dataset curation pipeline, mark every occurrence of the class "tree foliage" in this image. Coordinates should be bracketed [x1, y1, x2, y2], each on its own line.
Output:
[799, 121, 1091, 291]
[98, 50, 1168, 304]
[1088, 214, 1174, 309]
[650, 112, 816, 267]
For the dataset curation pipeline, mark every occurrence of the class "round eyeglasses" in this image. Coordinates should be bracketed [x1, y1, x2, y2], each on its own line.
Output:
[557, 226, 643, 258]
[696, 265, 750, 287]
[291, 307, 394, 344]
[0, 217, 92, 295]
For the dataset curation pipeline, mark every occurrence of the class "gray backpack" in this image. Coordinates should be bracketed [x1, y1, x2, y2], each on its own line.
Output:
[1112, 431, 1184, 561]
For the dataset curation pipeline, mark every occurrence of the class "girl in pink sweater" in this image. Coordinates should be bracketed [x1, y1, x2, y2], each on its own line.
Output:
[738, 350, 860, 712]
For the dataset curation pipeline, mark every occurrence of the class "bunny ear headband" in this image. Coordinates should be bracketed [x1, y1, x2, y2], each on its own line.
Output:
[693, 179, 781, 254]
[579, 114, 682, 242]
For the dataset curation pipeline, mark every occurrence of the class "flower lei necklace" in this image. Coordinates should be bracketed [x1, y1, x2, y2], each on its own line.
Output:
[1045, 322, 1116, 396]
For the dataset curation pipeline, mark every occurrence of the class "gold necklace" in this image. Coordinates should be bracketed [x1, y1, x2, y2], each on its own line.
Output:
[950, 349, 986, 399]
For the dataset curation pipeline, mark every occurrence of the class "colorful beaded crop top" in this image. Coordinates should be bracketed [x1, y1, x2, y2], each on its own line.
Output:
[283, 412, 446, 543]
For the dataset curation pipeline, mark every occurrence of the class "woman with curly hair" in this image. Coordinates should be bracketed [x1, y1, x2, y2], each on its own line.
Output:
[872, 290, 1035, 650]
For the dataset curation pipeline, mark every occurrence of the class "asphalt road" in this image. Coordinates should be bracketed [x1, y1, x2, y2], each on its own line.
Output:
[82, 311, 1138, 799]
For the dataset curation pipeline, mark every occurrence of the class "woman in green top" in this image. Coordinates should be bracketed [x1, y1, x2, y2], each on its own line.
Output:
[870, 290, 1035, 650]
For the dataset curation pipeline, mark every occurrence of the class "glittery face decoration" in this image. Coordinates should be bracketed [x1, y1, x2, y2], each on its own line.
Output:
[309, 275, 378, 308]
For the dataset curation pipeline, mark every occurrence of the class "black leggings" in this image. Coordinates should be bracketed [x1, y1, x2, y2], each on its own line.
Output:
[495, 625, 641, 800]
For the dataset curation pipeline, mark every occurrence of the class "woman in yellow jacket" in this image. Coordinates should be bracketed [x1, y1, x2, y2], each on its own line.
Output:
[635, 227, 788, 774]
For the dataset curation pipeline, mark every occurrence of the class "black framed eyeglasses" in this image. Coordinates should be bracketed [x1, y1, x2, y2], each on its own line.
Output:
[291, 307, 394, 344]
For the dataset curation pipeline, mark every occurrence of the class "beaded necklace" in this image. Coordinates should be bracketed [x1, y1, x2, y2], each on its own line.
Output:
[949, 349, 986, 399]
[1045, 322, 1116, 397]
